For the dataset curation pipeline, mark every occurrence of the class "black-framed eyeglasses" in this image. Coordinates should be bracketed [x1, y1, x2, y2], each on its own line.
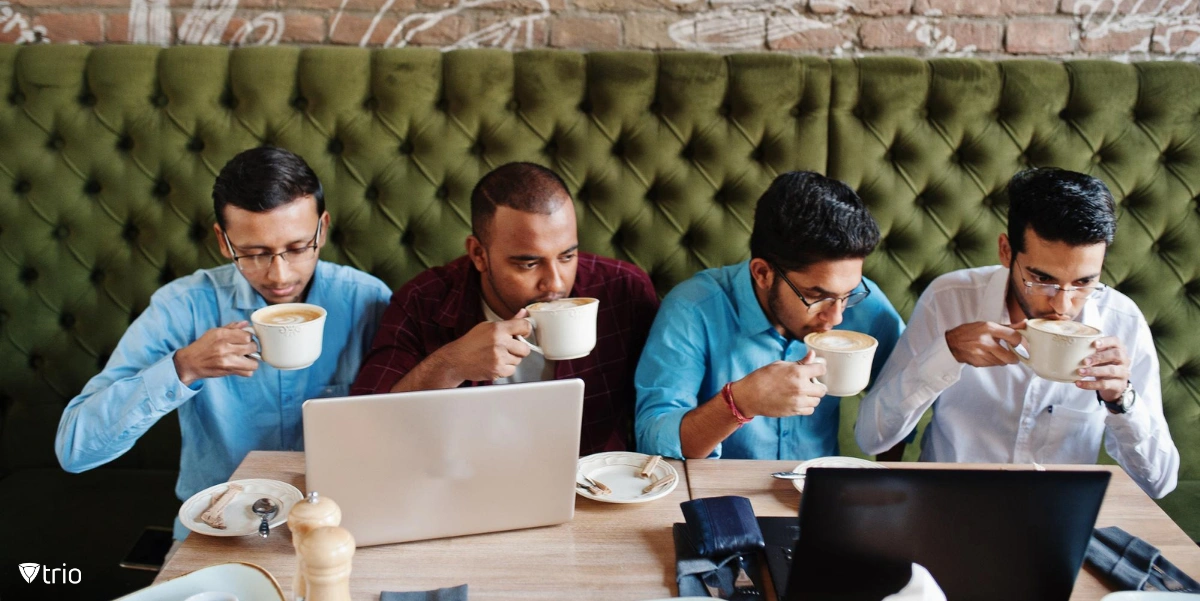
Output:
[223, 221, 322, 272]
[771, 263, 870, 313]
[1013, 258, 1106, 300]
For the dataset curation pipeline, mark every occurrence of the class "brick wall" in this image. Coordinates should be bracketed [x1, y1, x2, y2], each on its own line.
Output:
[2, 0, 1199, 60]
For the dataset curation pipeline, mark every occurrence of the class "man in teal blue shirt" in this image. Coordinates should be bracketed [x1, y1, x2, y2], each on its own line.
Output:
[635, 171, 904, 460]
[55, 147, 391, 538]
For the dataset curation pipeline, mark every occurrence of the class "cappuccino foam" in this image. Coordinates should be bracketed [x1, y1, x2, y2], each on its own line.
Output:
[806, 331, 876, 352]
[258, 307, 323, 325]
[1030, 319, 1100, 337]
[528, 298, 595, 312]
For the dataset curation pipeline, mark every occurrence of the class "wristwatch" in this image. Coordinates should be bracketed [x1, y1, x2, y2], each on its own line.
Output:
[1097, 381, 1136, 414]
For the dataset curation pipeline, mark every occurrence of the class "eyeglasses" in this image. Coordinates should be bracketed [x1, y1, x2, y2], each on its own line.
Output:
[771, 263, 870, 313]
[223, 222, 322, 272]
[1014, 259, 1106, 300]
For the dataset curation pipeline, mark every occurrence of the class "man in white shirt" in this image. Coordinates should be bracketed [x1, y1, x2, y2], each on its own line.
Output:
[856, 168, 1179, 498]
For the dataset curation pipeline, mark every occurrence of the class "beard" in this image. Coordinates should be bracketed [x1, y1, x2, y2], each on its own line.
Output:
[766, 282, 809, 342]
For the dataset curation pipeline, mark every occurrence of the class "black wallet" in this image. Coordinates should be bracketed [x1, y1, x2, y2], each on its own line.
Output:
[680, 495, 766, 559]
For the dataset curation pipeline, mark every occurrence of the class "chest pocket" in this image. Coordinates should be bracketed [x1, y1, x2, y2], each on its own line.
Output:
[1035, 404, 1105, 464]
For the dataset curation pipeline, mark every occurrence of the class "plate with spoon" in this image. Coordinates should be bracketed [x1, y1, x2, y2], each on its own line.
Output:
[180, 479, 303, 537]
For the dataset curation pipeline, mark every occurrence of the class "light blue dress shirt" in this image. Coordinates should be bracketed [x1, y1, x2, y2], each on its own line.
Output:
[55, 261, 391, 538]
[635, 260, 904, 460]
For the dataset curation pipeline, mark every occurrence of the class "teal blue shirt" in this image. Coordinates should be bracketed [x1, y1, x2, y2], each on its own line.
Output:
[55, 261, 391, 538]
[635, 261, 904, 460]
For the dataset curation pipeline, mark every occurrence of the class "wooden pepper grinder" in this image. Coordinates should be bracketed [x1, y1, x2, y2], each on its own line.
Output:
[289, 491, 342, 601]
[298, 525, 355, 601]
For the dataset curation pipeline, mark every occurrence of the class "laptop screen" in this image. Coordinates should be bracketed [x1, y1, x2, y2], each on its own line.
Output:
[781, 468, 1110, 601]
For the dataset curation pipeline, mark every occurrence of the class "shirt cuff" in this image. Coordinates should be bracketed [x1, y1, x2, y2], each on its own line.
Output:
[144, 351, 202, 412]
[640, 406, 692, 460]
[1104, 389, 1152, 440]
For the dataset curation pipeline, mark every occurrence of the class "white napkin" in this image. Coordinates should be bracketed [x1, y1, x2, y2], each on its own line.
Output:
[882, 563, 946, 601]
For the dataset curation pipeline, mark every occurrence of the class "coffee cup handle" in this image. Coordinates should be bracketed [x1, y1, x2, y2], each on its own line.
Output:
[516, 317, 544, 356]
[1000, 334, 1031, 366]
[241, 325, 263, 361]
[808, 356, 826, 386]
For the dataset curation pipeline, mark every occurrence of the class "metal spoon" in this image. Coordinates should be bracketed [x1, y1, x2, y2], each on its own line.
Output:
[771, 471, 806, 480]
[251, 497, 278, 538]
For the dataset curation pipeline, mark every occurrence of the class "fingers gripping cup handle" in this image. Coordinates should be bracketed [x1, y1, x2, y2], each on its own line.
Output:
[1001, 334, 1032, 367]
[517, 317, 545, 356]
[241, 325, 263, 361]
[809, 356, 827, 386]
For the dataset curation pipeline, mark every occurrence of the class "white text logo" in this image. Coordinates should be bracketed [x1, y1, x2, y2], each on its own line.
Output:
[17, 563, 81, 584]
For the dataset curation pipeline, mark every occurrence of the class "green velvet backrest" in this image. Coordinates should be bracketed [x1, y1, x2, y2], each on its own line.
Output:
[1, 47, 1197, 516]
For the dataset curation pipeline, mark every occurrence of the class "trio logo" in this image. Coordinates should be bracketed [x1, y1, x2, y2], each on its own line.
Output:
[17, 562, 81, 584]
[18, 563, 39, 583]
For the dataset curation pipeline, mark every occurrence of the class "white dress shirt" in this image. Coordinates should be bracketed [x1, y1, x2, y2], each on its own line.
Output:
[856, 266, 1179, 498]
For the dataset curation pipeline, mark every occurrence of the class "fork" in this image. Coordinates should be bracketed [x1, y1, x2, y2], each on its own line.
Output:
[1152, 563, 1187, 592]
[733, 554, 760, 597]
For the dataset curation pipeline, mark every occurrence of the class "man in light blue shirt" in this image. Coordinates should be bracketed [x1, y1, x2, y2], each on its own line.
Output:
[55, 147, 391, 538]
[636, 171, 904, 460]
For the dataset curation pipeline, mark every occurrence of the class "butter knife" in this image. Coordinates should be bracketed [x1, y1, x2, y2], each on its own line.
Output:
[771, 471, 805, 480]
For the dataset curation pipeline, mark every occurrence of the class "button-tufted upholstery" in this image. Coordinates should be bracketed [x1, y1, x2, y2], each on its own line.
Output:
[1, 47, 1198, 583]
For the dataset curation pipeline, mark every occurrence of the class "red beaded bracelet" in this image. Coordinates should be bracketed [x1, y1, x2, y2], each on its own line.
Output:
[722, 382, 752, 426]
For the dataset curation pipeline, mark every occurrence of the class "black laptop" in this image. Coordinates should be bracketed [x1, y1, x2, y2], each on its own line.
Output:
[762, 467, 1110, 601]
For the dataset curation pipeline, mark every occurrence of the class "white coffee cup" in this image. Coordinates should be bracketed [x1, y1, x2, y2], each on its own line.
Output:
[803, 330, 879, 397]
[242, 303, 327, 370]
[518, 298, 599, 361]
[1012, 318, 1103, 383]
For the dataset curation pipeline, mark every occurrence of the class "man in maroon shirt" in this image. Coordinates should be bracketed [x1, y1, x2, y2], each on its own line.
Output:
[352, 162, 660, 455]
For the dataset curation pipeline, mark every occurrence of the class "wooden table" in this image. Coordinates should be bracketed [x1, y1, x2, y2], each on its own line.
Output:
[686, 459, 1200, 601]
[157, 451, 691, 600]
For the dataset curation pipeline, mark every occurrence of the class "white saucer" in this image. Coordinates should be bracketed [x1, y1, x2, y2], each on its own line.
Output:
[576, 451, 679, 504]
[114, 562, 284, 600]
[179, 479, 303, 537]
[790, 456, 885, 492]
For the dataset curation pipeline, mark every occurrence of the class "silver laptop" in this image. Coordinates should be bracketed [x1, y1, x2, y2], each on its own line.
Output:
[302, 379, 584, 546]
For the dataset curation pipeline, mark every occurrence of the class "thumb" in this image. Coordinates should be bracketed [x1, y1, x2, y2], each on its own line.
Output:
[225, 320, 250, 329]
[798, 349, 818, 364]
[1009, 319, 1027, 330]
[513, 308, 529, 319]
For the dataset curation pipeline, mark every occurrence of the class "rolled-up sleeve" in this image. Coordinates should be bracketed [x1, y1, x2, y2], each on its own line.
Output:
[635, 291, 713, 459]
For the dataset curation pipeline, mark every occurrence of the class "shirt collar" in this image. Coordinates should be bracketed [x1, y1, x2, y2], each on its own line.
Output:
[732, 260, 776, 337]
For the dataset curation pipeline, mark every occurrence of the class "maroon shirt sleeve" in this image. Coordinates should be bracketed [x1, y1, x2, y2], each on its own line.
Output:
[351, 286, 429, 395]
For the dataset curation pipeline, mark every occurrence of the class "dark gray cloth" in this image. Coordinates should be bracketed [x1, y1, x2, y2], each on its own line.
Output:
[1085, 526, 1199, 592]
[380, 584, 468, 601]
[674, 523, 763, 598]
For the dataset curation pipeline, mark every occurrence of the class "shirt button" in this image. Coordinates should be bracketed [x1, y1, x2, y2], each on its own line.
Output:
[166, 389, 176, 399]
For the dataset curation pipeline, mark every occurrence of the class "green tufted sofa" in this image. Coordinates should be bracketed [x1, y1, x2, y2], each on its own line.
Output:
[2, 45, 1199, 597]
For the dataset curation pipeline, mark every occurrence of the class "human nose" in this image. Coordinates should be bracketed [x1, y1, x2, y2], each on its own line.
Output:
[265, 253, 291, 283]
[1049, 287, 1073, 314]
[540, 262, 566, 294]
[816, 299, 846, 327]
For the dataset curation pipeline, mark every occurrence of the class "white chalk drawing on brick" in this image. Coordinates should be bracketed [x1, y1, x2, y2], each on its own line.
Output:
[129, 0, 283, 45]
[1, 1, 48, 43]
[666, 0, 971, 54]
[1073, 0, 1200, 58]
[352, 0, 550, 49]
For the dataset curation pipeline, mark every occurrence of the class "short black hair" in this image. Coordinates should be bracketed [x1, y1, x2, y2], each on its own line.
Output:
[212, 146, 324, 227]
[750, 171, 881, 271]
[471, 162, 571, 242]
[1006, 168, 1116, 254]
